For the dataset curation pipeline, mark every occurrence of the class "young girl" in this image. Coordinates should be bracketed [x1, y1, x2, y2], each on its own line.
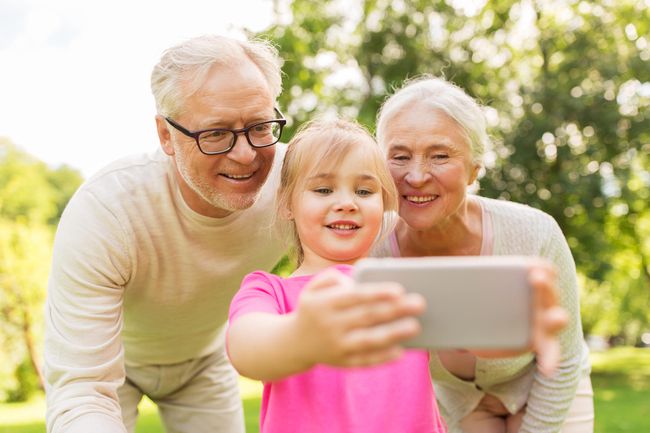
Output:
[227, 117, 447, 433]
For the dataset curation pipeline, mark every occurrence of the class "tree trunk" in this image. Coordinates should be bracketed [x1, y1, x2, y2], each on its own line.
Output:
[22, 309, 44, 390]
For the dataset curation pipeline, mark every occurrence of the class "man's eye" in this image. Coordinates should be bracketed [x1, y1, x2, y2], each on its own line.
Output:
[207, 130, 228, 138]
[432, 154, 449, 161]
[252, 124, 271, 132]
[392, 155, 409, 161]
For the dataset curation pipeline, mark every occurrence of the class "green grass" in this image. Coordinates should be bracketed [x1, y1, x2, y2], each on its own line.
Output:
[1, 348, 648, 433]
[590, 347, 650, 433]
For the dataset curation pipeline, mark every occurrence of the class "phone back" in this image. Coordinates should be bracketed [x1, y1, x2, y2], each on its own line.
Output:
[354, 256, 533, 349]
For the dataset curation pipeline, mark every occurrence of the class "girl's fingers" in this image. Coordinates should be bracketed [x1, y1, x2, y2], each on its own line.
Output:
[529, 264, 558, 308]
[338, 292, 426, 329]
[343, 316, 422, 354]
[303, 268, 352, 292]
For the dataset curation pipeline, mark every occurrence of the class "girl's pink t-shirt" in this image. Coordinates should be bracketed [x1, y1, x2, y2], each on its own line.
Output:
[228, 265, 447, 433]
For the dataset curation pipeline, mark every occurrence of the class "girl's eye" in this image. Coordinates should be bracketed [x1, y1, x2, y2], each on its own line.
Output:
[356, 189, 374, 196]
[313, 187, 332, 195]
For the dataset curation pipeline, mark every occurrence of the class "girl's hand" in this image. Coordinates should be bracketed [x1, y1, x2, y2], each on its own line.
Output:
[469, 260, 567, 377]
[292, 268, 425, 369]
[529, 261, 568, 376]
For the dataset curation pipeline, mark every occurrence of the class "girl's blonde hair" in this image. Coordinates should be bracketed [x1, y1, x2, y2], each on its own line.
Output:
[277, 116, 398, 265]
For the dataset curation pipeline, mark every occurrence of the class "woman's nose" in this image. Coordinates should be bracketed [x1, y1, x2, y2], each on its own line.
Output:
[404, 162, 432, 187]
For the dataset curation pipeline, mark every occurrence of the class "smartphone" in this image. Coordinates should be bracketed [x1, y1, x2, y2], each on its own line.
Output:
[353, 256, 534, 350]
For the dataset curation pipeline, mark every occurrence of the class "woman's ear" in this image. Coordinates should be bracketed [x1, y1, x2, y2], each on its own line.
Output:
[468, 163, 481, 185]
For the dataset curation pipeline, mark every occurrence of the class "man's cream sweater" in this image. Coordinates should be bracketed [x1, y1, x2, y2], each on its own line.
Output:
[44, 147, 286, 433]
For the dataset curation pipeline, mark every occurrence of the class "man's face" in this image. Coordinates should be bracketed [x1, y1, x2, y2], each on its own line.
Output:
[157, 60, 277, 218]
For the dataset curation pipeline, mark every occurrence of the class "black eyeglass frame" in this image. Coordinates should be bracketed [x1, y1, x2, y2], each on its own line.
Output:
[165, 107, 287, 155]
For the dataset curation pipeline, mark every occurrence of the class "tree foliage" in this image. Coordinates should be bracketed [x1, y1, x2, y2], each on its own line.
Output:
[0, 138, 83, 401]
[256, 0, 650, 343]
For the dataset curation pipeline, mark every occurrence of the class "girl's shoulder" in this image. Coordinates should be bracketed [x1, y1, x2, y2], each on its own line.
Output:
[240, 270, 296, 293]
[242, 269, 284, 284]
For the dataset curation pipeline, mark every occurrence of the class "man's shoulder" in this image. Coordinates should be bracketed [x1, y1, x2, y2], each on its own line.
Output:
[86, 149, 168, 185]
[62, 149, 173, 221]
[76, 150, 170, 199]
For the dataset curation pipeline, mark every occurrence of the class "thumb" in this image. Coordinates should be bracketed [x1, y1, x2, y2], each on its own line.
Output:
[303, 268, 353, 293]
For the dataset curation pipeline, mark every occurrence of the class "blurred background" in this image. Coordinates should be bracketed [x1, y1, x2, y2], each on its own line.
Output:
[1, 0, 648, 432]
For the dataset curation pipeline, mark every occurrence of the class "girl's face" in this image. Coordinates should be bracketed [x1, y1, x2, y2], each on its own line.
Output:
[289, 145, 384, 270]
[383, 104, 479, 231]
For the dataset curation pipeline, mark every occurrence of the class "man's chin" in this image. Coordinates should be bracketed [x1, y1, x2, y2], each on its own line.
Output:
[207, 191, 261, 213]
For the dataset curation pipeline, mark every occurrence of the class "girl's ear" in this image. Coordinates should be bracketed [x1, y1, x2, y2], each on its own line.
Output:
[281, 205, 294, 220]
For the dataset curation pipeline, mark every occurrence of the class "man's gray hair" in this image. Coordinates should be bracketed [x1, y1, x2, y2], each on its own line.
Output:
[376, 75, 490, 164]
[151, 34, 283, 118]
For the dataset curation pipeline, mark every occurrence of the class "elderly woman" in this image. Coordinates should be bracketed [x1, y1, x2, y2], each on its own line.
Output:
[374, 76, 593, 433]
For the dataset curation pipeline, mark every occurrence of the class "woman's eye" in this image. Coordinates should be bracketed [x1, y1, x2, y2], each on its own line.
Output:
[432, 154, 449, 161]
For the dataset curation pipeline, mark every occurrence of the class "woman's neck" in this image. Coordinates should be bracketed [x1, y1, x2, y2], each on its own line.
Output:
[397, 196, 483, 257]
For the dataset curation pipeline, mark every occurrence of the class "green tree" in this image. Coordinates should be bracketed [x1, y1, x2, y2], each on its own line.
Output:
[256, 0, 650, 343]
[0, 220, 51, 401]
[0, 138, 83, 401]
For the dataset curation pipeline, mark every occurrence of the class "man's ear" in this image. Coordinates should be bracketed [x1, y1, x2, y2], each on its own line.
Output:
[155, 115, 175, 156]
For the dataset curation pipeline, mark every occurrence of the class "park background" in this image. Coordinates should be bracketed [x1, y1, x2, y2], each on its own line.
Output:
[1, 0, 649, 432]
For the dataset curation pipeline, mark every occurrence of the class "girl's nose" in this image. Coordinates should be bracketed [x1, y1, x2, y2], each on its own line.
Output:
[334, 192, 358, 212]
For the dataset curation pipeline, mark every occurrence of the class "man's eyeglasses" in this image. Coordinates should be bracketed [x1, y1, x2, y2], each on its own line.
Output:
[165, 108, 286, 155]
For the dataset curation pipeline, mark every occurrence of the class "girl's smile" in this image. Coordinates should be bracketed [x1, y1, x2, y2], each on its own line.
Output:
[289, 145, 384, 272]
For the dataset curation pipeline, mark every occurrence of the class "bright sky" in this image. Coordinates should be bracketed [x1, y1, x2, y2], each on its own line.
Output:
[0, 0, 276, 177]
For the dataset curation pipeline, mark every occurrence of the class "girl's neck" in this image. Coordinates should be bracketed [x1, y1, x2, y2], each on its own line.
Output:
[397, 196, 483, 257]
[291, 256, 359, 277]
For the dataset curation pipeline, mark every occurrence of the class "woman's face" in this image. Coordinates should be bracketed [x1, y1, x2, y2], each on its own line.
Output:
[382, 103, 479, 231]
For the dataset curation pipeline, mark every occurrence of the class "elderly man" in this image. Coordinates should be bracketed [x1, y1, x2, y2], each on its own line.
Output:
[43, 35, 289, 433]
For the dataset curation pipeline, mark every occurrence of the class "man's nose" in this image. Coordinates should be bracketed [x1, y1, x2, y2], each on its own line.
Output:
[226, 133, 257, 165]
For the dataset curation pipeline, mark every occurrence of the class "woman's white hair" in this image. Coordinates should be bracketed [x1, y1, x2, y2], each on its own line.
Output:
[376, 75, 490, 164]
[151, 34, 282, 118]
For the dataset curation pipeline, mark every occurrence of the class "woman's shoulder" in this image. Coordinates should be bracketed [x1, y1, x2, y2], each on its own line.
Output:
[476, 196, 564, 255]
[477, 195, 557, 229]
